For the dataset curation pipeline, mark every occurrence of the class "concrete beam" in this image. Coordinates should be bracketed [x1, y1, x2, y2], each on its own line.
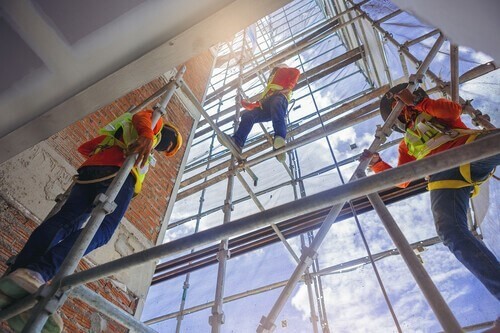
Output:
[0, 0, 291, 164]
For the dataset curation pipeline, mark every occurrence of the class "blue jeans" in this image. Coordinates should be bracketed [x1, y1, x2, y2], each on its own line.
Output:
[429, 148, 500, 300]
[11, 166, 135, 281]
[233, 94, 288, 147]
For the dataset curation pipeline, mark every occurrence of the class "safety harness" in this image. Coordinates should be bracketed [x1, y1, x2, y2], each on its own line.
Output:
[242, 67, 300, 111]
[87, 112, 161, 195]
[404, 112, 495, 197]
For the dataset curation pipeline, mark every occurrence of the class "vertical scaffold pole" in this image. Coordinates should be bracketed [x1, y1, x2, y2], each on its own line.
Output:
[257, 33, 462, 333]
[210, 31, 247, 333]
[20, 67, 186, 333]
[450, 44, 460, 103]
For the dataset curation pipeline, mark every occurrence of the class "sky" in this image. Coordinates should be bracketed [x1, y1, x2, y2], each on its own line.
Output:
[142, 0, 500, 331]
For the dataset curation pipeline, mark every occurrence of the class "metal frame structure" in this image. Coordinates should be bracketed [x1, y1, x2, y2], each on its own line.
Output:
[155, 1, 498, 332]
[1, 0, 498, 332]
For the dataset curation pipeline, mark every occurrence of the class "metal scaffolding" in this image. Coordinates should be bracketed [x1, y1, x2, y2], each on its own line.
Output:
[2, 0, 498, 332]
[152, 1, 498, 332]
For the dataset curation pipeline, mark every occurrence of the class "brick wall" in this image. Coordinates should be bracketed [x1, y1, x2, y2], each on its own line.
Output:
[0, 49, 213, 332]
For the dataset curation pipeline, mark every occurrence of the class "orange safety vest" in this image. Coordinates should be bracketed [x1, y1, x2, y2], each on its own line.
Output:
[261, 67, 301, 101]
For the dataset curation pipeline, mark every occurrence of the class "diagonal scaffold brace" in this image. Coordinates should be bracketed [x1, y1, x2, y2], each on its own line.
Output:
[3, 67, 187, 333]
[257, 33, 463, 333]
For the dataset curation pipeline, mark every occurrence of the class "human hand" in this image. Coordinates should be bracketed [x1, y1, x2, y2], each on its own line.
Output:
[128, 136, 153, 168]
[241, 100, 260, 110]
[394, 88, 416, 106]
[360, 149, 381, 166]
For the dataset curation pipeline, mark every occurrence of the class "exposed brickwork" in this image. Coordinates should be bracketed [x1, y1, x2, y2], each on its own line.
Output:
[0, 50, 213, 332]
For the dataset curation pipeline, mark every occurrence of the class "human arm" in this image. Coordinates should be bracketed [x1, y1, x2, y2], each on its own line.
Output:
[77, 135, 106, 157]
[360, 141, 416, 188]
[414, 98, 462, 122]
[395, 88, 462, 122]
[129, 110, 164, 168]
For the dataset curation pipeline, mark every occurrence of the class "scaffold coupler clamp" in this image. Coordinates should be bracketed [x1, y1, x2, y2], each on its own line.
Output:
[223, 198, 234, 213]
[93, 193, 117, 215]
[408, 73, 424, 87]
[209, 305, 225, 325]
[303, 271, 314, 286]
[257, 315, 276, 333]
[300, 246, 318, 266]
[374, 124, 390, 144]
[153, 103, 167, 116]
[216, 242, 230, 261]
[35, 283, 68, 316]
[175, 78, 185, 89]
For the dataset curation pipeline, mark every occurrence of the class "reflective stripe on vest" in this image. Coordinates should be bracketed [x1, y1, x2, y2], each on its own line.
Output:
[404, 112, 475, 160]
[96, 112, 160, 195]
[426, 134, 487, 197]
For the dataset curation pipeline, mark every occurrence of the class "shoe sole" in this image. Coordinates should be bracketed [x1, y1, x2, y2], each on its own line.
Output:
[273, 136, 286, 150]
[0, 290, 13, 309]
[0, 276, 35, 301]
[8, 311, 63, 333]
[276, 152, 286, 163]
[0, 275, 63, 332]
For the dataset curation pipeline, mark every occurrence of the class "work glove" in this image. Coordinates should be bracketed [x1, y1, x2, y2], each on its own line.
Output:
[241, 100, 260, 110]
[129, 136, 154, 168]
[360, 149, 381, 168]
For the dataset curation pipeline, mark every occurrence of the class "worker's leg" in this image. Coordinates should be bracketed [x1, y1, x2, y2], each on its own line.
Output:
[233, 108, 271, 147]
[24, 173, 135, 282]
[469, 152, 500, 181]
[262, 94, 288, 140]
[11, 184, 95, 272]
[430, 169, 500, 300]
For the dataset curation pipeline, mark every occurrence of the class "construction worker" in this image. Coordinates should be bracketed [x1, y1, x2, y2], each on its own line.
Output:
[0, 108, 182, 332]
[361, 84, 500, 300]
[219, 63, 300, 162]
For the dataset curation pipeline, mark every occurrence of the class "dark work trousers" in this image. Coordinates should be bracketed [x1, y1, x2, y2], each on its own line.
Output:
[11, 166, 135, 281]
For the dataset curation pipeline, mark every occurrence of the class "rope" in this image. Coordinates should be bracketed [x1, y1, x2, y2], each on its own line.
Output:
[73, 173, 118, 185]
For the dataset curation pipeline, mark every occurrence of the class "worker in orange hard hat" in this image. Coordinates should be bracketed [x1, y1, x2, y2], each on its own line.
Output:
[0, 108, 182, 332]
[361, 83, 500, 300]
[219, 63, 300, 162]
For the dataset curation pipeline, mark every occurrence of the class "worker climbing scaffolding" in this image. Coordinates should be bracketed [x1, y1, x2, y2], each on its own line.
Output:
[362, 84, 500, 300]
[0, 101, 182, 332]
[218, 63, 300, 162]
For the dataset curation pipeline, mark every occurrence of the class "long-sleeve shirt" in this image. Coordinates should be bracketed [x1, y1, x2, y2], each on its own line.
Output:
[78, 110, 163, 169]
[371, 98, 471, 188]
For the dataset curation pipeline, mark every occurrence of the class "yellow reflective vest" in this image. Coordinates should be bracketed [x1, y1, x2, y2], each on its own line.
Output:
[97, 113, 161, 195]
[404, 112, 490, 197]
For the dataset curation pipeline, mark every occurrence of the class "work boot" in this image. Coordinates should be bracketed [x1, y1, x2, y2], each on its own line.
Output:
[0, 269, 64, 333]
[218, 133, 242, 156]
[273, 136, 286, 163]
[0, 290, 13, 309]
[0, 268, 45, 301]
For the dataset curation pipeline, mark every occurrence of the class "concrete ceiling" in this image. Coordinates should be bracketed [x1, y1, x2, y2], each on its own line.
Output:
[0, 0, 289, 164]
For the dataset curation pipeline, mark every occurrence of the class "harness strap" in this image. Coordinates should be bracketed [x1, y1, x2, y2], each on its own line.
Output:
[426, 134, 493, 197]
[73, 173, 118, 185]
